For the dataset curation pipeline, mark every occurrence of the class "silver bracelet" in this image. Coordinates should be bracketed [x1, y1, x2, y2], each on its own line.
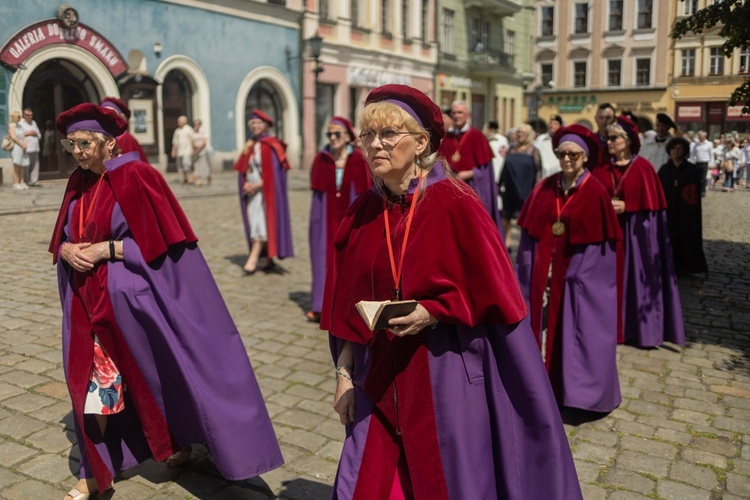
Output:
[335, 365, 353, 381]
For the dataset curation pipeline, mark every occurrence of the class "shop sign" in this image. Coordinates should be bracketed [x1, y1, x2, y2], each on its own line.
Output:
[437, 74, 474, 89]
[726, 105, 750, 121]
[348, 66, 411, 87]
[0, 20, 127, 76]
[558, 105, 584, 112]
[677, 105, 702, 120]
[547, 95, 597, 107]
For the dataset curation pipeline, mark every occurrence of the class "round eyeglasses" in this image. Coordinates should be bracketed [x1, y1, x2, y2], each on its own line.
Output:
[61, 138, 95, 153]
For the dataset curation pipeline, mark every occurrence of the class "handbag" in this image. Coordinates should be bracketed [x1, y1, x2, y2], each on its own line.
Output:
[722, 160, 734, 173]
[1, 134, 13, 151]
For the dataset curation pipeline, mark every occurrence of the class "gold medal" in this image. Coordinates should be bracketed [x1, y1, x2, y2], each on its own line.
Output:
[551, 220, 566, 236]
[451, 151, 461, 163]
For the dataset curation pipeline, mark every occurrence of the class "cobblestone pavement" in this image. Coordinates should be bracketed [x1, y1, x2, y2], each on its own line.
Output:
[0, 171, 748, 499]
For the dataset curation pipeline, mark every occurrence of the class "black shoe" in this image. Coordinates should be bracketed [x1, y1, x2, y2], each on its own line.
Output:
[28, 182, 42, 188]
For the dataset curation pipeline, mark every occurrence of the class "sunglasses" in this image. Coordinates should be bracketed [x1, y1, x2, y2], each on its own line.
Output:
[61, 138, 95, 153]
[607, 135, 625, 142]
[326, 131, 343, 139]
[555, 150, 584, 161]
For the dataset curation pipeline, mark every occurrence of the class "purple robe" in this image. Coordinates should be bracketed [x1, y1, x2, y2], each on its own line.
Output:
[466, 161, 504, 236]
[517, 232, 621, 412]
[58, 154, 283, 481]
[621, 211, 685, 346]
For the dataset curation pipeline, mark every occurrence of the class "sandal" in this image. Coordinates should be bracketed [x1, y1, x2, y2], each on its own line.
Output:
[65, 488, 89, 500]
[166, 445, 193, 467]
[305, 311, 321, 323]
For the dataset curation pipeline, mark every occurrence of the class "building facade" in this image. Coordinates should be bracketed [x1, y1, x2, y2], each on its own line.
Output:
[672, 0, 750, 136]
[0, 0, 302, 184]
[300, 0, 438, 168]
[530, 0, 673, 131]
[436, 0, 529, 131]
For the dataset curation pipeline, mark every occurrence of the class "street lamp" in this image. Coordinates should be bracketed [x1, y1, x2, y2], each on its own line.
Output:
[308, 33, 324, 81]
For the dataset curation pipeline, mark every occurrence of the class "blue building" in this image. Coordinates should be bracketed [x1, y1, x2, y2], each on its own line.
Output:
[0, 0, 302, 183]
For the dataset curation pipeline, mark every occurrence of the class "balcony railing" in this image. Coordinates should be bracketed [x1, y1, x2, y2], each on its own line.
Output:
[468, 49, 514, 71]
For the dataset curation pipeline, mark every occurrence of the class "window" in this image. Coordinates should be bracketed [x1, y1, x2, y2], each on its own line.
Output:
[683, 0, 697, 15]
[709, 47, 724, 74]
[351, 0, 360, 28]
[470, 18, 489, 51]
[402, 0, 410, 39]
[681, 49, 695, 76]
[636, 58, 650, 86]
[574, 61, 587, 88]
[637, 0, 652, 29]
[320, 0, 330, 20]
[609, 0, 623, 31]
[421, 0, 429, 42]
[442, 9, 454, 54]
[740, 47, 750, 74]
[382, 0, 391, 36]
[541, 63, 553, 87]
[506, 30, 515, 57]
[608, 59, 622, 86]
[574, 3, 589, 34]
[541, 6, 554, 36]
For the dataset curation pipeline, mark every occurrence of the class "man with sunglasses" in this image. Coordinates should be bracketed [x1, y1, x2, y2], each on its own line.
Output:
[438, 100, 502, 232]
[19, 108, 42, 187]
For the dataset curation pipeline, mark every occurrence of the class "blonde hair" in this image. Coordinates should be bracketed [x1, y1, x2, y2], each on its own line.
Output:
[9, 111, 21, 123]
[607, 123, 629, 139]
[516, 123, 536, 146]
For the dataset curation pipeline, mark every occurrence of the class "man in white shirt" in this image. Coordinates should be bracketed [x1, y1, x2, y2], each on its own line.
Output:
[534, 114, 563, 179]
[171, 115, 194, 184]
[689, 130, 713, 196]
[19, 108, 42, 186]
[640, 113, 676, 171]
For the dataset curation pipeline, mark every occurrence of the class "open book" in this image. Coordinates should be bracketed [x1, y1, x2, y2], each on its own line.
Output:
[355, 300, 418, 331]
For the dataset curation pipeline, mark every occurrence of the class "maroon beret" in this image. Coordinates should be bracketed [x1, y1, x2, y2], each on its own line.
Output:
[250, 109, 273, 127]
[100, 96, 131, 120]
[365, 84, 445, 153]
[552, 124, 600, 169]
[616, 115, 641, 155]
[56, 103, 128, 137]
[329, 116, 356, 142]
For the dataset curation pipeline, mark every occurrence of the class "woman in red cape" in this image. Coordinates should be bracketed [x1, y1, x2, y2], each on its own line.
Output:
[516, 124, 623, 413]
[307, 116, 371, 322]
[321, 84, 581, 499]
[590, 115, 685, 347]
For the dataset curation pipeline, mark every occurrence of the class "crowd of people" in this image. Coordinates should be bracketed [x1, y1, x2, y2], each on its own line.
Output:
[40, 87, 727, 499]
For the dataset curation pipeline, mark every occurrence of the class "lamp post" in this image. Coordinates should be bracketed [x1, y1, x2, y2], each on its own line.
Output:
[308, 33, 324, 147]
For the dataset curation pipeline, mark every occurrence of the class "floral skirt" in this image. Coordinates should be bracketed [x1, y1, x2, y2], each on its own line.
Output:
[83, 340, 125, 415]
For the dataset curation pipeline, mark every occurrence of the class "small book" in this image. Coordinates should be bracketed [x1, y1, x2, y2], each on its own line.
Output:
[355, 300, 418, 331]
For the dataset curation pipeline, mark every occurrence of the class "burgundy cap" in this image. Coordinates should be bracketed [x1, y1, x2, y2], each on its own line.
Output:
[552, 124, 600, 169]
[250, 109, 273, 127]
[56, 103, 128, 137]
[616, 115, 641, 154]
[329, 116, 356, 142]
[100, 96, 130, 120]
[365, 84, 445, 152]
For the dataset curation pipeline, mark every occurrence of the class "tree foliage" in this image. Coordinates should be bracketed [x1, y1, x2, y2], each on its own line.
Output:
[671, 0, 750, 113]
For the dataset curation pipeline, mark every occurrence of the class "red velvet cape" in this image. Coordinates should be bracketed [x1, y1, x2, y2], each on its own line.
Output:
[233, 137, 290, 258]
[117, 131, 148, 163]
[438, 127, 494, 172]
[48, 161, 197, 488]
[50, 161, 197, 264]
[517, 171, 622, 366]
[321, 176, 526, 497]
[310, 147, 371, 257]
[590, 156, 667, 212]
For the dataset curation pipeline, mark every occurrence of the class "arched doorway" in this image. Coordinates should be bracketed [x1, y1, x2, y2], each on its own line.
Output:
[23, 59, 99, 178]
[162, 70, 193, 171]
[245, 79, 284, 140]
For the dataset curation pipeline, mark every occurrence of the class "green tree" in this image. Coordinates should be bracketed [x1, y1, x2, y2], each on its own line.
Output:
[671, 0, 750, 113]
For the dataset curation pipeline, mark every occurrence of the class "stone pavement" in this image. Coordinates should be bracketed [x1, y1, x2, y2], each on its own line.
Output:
[0, 170, 748, 499]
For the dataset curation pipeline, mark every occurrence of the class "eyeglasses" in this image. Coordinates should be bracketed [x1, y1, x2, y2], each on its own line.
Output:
[61, 138, 95, 153]
[359, 128, 414, 147]
[326, 131, 343, 139]
[607, 135, 625, 142]
[555, 150, 584, 161]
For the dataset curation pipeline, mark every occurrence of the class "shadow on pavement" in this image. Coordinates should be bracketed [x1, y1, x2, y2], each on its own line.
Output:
[278, 478, 333, 499]
[288, 291, 312, 315]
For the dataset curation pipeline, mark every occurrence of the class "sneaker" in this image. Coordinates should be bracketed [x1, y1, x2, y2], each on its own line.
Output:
[12, 183, 24, 190]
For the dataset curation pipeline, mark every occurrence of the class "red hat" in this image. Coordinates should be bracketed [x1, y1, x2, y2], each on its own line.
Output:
[100, 96, 130, 120]
[250, 109, 273, 127]
[329, 116, 356, 142]
[615, 115, 640, 155]
[56, 103, 128, 137]
[365, 84, 445, 152]
[552, 124, 600, 169]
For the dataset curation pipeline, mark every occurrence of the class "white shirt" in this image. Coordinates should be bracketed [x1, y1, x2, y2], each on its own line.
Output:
[690, 140, 714, 165]
[18, 119, 41, 153]
[534, 133, 561, 179]
[487, 133, 509, 182]
[172, 124, 194, 157]
[640, 133, 673, 171]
